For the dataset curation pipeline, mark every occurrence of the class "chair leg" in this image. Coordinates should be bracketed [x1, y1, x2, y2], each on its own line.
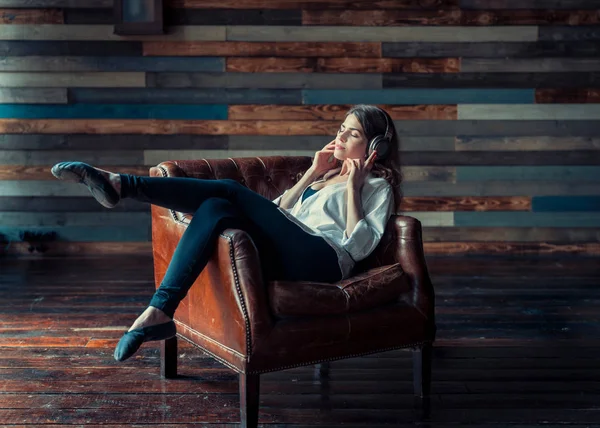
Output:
[412, 343, 432, 397]
[412, 343, 432, 420]
[315, 361, 330, 379]
[239, 373, 260, 428]
[314, 362, 331, 410]
[160, 336, 178, 379]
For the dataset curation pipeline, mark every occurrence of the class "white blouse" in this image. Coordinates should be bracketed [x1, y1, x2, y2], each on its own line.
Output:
[271, 173, 394, 280]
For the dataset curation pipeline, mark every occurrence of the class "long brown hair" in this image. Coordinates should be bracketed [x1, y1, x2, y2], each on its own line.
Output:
[345, 104, 402, 209]
[299, 104, 403, 209]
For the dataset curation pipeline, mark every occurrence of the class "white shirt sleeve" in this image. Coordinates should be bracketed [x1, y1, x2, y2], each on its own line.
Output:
[341, 183, 394, 262]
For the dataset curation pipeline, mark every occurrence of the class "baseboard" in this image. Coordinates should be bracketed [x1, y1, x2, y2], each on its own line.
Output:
[2, 240, 599, 258]
[0, 241, 153, 258]
[424, 242, 600, 256]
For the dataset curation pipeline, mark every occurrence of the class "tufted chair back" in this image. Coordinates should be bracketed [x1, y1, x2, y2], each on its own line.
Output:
[169, 156, 312, 202]
[166, 156, 401, 272]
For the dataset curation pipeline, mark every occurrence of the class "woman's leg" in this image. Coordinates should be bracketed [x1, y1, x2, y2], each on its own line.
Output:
[54, 165, 322, 265]
[53, 163, 342, 352]
[51, 161, 273, 216]
[120, 174, 264, 215]
[120, 195, 339, 360]
[120, 174, 341, 280]
[148, 197, 246, 318]
[139, 195, 340, 323]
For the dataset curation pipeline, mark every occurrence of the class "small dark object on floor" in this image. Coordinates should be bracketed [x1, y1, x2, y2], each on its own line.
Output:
[19, 231, 57, 253]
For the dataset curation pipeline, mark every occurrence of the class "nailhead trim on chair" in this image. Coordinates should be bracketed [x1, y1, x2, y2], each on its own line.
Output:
[157, 165, 185, 225]
[247, 341, 431, 375]
[223, 232, 253, 358]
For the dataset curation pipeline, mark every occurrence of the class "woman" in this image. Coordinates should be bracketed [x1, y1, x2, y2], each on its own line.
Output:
[51, 104, 401, 362]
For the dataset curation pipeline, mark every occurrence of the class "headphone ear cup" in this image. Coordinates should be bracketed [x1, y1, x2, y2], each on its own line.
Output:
[368, 135, 382, 156]
[369, 136, 390, 161]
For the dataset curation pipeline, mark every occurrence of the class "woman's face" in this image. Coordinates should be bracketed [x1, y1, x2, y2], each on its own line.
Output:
[334, 113, 369, 161]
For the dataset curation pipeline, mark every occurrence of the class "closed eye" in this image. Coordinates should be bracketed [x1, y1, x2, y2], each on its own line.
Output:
[339, 125, 360, 138]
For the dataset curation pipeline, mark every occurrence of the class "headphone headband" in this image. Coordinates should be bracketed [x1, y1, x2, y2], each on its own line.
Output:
[378, 108, 392, 141]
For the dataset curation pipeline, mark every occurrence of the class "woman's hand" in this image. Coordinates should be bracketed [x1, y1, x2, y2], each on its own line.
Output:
[341, 151, 378, 191]
[309, 140, 338, 176]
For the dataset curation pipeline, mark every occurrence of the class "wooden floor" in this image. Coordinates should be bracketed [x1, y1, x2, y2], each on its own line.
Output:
[0, 255, 599, 427]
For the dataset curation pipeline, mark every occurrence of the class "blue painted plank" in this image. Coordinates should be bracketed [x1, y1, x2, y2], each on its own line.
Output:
[0, 104, 228, 119]
[0, 226, 149, 242]
[0, 57, 225, 72]
[533, 196, 600, 212]
[302, 89, 534, 105]
[71, 88, 302, 105]
[455, 212, 600, 227]
[457, 166, 600, 182]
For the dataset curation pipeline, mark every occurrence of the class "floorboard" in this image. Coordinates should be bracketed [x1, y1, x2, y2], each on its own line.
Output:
[0, 255, 598, 426]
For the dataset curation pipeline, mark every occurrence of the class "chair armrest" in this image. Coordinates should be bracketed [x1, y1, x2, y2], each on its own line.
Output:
[394, 216, 436, 327]
[268, 264, 408, 318]
[217, 228, 276, 351]
[150, 161, 188, 178]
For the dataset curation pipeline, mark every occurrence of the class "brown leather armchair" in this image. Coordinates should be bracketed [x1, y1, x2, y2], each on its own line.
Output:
[149, 156, 436, 427]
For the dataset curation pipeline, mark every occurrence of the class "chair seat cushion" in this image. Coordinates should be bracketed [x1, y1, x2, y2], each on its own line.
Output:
[267, 263, 409, 319]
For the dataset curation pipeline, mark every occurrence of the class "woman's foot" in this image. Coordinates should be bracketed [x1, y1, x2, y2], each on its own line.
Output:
[51, 161, 121, 208]
[114, 307, 175, 362]
[128, 306, 172, 332]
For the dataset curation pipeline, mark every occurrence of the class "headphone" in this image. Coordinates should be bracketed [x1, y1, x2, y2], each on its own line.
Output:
[367, 108, 392, 161]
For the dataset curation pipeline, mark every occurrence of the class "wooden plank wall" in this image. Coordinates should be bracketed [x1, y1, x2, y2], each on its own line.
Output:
[0, 0, 599, 257]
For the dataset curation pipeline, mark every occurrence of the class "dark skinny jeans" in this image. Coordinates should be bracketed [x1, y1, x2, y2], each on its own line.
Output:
[119, 174, 342, 318]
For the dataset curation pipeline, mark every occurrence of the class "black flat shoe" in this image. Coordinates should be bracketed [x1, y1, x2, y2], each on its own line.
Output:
[51, 161, 120, 208]
[114, 320, 176, 362]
